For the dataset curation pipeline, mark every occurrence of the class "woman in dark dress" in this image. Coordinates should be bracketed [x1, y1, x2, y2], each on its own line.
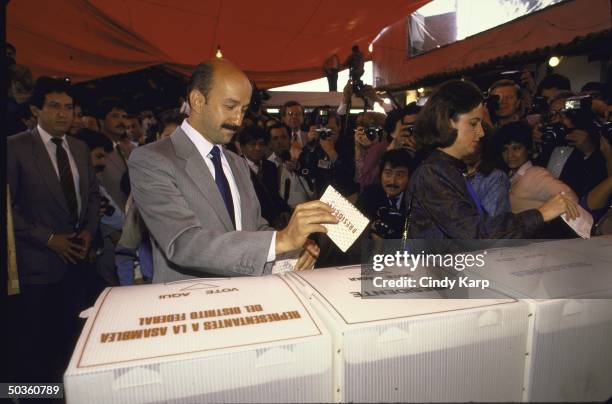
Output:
[407, 80, 578, 239]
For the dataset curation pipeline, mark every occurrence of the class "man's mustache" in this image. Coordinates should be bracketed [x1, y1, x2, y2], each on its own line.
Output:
[384, 184, 400, 190]
[221, 123, 240, 131]
[94, 165, 106, 173]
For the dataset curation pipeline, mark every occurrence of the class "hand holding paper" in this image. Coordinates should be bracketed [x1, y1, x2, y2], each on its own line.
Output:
[319, 186, 370, 252]
[275, 200, 338, 255]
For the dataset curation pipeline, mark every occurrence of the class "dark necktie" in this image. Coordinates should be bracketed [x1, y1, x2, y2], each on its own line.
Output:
[210, 146, 236, 228]
[51, 137, 78, 223]
[388, 195, 399, 210]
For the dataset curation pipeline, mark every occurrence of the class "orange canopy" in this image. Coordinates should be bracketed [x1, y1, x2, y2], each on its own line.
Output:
[7, 0, 430, 88]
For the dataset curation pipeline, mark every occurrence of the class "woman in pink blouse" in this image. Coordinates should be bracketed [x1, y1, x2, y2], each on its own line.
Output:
[498, 121, 578, 213]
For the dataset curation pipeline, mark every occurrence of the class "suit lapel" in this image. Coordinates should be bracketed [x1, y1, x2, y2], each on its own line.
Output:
[173, 130, 234, 231]
[31, 129, 71, 215]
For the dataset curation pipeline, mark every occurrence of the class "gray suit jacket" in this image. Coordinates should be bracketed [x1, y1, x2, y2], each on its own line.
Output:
[101, 140, 134, 212]
[7, 129, 100, 284]
[128, 127, 275, 283]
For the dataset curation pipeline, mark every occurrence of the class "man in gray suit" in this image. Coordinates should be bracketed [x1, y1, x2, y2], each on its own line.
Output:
[98, 98, 134, 212]
[7, 77, 100, 381]
[129, 59, 336, 283]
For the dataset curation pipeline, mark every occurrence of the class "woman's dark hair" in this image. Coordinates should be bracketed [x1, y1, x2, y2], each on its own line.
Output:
[414, 80, 483, 149]
[497, 121, 533, 152]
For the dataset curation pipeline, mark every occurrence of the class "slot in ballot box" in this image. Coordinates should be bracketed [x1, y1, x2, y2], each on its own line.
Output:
[285, 265, 529, 403]
[64, 276, 332, 403]
[463, 236, 612, 402]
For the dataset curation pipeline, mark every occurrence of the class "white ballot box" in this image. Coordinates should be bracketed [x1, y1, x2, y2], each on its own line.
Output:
[285, 266, 529, 402]
[464, 236, 612, 402]
[64, 276, 332, 403]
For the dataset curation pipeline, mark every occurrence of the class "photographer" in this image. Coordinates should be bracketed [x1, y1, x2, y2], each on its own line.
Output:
[540, 95, 608, 198]
[343, 45, 365, 85]
[298, 107, 356, 197]
[486, 79, 523, 127]
[385, 102, 421, 156]
[357, 149, 414, 240]
[354, 111, 388, 190]
[267, 123, 315, 208]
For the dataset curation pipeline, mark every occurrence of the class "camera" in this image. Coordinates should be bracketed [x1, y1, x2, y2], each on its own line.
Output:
[600, 121, 612, 144]
[485, 93, 500, 114]
[364, 127, 383, 142]
[540, 123, 568, 147]
[314, 108, 333, 140]
[528, 95, 548, 116]
[352, 77, 365, 96]
[372, 206, 405, 239]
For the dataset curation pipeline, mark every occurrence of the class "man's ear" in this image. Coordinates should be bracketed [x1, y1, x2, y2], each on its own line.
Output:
[30, 105, 40, 119]
[189, 89, 206, 114]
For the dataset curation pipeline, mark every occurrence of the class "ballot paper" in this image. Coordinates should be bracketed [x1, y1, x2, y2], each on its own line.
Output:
[562, 204, 593, 239]
[319, 185, 369, 252]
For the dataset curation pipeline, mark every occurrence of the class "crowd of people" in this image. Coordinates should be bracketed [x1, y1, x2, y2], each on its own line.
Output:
[6, 42, 612, 383]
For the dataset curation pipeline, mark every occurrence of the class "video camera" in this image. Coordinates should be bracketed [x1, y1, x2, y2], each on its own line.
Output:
[372, 206, 405, 239]
[540, 95, 610, 147]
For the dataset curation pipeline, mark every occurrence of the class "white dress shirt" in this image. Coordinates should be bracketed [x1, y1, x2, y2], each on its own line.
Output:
[181, 120, 276, 262]
[38, 125, 82, 220]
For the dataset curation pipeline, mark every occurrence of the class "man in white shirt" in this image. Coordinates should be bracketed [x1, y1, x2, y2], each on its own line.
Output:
[7, 77, 100, 382]
[129, 59, 337, 283]
[281, 100, 308, 147]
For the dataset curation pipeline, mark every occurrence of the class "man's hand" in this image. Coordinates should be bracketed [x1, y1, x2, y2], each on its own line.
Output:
[276, 201, 338, 255]
[294, 239, 320, 271]
[320, 139, 338, 161]
[566, 129, 595, 156]
[76, 230, 93, 258]
[306, 126, 319, 142]
[47, 233, 86, 264]
[284, 159, 298, 173]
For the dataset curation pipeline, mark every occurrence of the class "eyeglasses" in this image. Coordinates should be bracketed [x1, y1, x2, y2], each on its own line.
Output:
[286, 111, 303, 117]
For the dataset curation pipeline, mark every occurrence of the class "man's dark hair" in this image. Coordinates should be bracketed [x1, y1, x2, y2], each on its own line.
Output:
[73, 128, 113, 152]
[267, 122, 290, 136]
[379, 149, 415, 173]
[280, 100, 304, 117]
[384, 102, 421, 135]
[352, 45, 359, 53]
[497, 121, 533, 152]
[95, 97, 127, 120]
[237, 124, 269, 146]
[6, 42, 16, 55]
[187, 62, 214, 106]
[537, 74, 571, 95]
[29, 76, 74, 109]
[414, 80, 483, 149]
